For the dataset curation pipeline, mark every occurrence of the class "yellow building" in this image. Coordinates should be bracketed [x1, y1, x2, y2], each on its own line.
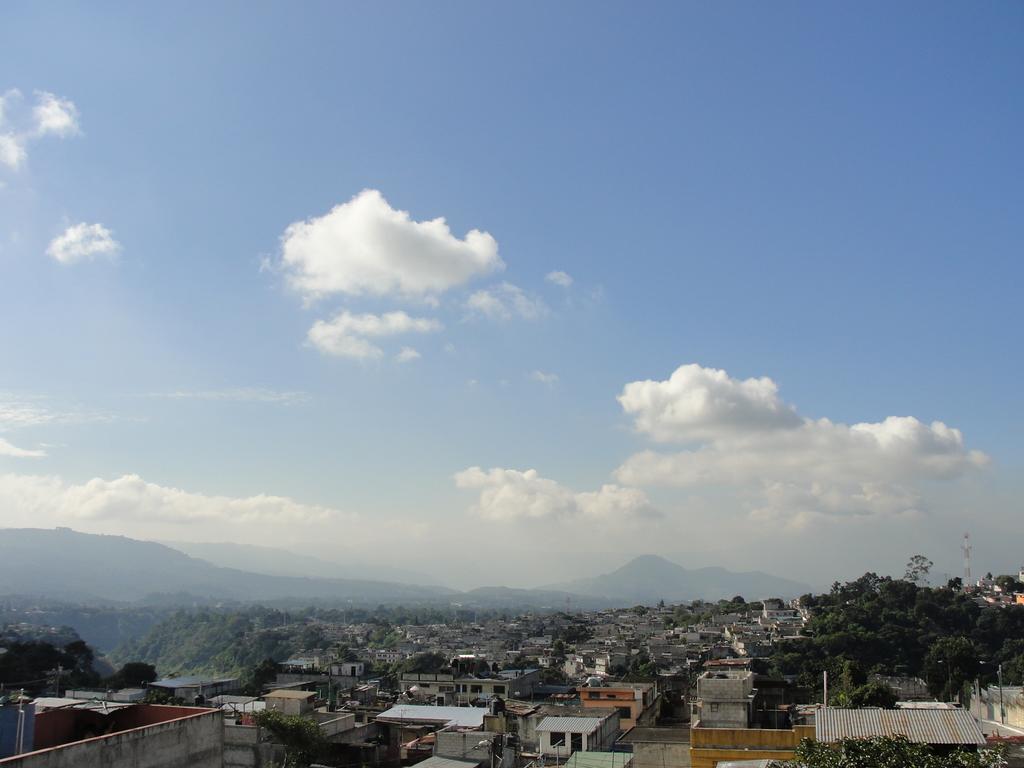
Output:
[689, 723, 814, 768]
[688, 670, 811, 768]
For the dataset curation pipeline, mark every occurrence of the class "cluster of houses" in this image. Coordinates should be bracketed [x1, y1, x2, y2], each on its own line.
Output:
[308, 599, 810, 685]
[1, 594, 1021, 768]
[968, 568, 1024, 608]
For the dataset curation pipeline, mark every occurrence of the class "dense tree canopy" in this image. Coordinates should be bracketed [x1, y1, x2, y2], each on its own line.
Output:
[772, 572, 1024, 699]
[772, 736, 1003, 768]
[105, 661, 157, 689]
[0, 640, 101, 694]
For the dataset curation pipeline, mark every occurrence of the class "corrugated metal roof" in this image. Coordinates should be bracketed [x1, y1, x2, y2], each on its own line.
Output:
[376, 705, 488, 728]
[816, 708, 986, 745]
[537, 716, 606, 734]
[564, 751, 634, 768]
[411, 757, 481, 768]
[265, 689, 316, 699]
[150, 676, 238, 688]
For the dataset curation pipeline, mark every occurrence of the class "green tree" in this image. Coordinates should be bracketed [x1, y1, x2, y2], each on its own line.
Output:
[924, 636, 979, 702]
[770, 735, 1002, 767]
[399, 652, 450, 675]
[335, 645, 358, 662]
[253, 710, 326, 768]
[770, 571, 991, 693]
[905, 554, 933, 585]
[105, 662, 157, 688]
[995, 575, 1023, 593]
[846, 681, 897, 709]
[539, 667, 567, 684]
[243, 657, 279, 695]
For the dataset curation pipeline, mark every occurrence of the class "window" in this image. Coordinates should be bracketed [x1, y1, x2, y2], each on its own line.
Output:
[571, 733, 583, 752]
[471, 684, 483, 693]
[710, 703, 720, 712]
[550, 732, 566, 747]
[493, 685, 505, 694]
[605, 693, 616, 699]
[617, 707, 632, 721]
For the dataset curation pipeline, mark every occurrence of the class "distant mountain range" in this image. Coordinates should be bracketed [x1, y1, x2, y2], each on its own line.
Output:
[159, 539, 435, 586]
[546, 554, 814, 602]
[0, 528, 813, 608]
[0, 528, 456, 605]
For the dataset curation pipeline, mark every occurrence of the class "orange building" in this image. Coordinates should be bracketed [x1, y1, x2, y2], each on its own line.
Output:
[579, 682, 657, 730]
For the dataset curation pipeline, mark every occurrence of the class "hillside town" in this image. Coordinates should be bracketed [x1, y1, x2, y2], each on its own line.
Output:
[2, 571, 1023, 768]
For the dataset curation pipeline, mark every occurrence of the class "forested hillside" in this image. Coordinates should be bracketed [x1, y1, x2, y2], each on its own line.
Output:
[108, 607, 319, 679]
[772, 572, 1024, 701]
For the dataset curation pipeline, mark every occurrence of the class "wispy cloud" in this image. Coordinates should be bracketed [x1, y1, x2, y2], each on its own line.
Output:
[395, 347, 421, 363]
[0, 89, 80, 171]
[466, 282, 548, 321]
[0, 395, 115, 430]
[0, 437, 45, 458]
[545, 270, 573, 288]
[530, 370, 559, 386]
[146, 387, 310, 405]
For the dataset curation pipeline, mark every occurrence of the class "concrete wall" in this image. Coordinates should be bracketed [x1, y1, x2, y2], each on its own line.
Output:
[315, 712, 356, 740]
[264, 695, 313, 717]
[436, 730, 497, 763]
[0, 710, 222, 768]
[971, 687, 1024, 729]
[223, 723, 274, 768]
[630, 741, 691, 768]
[697, 674, 753, 702]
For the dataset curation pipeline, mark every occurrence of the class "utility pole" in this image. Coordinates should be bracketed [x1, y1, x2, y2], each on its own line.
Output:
[962, 533, 972, 586]
[998, 663, 1005, 725]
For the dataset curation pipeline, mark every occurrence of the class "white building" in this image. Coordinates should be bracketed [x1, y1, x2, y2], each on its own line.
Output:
[536, 714, 620, 757]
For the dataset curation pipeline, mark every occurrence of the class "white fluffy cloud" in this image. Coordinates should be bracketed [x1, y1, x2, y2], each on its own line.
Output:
[0, 472, 344, 525]
[307, 310, 441, 359]
[0, 437, 45, 458]
[0, 133, 26, 169]
[466, 282, 548, 321]
[619, 364, 800, 443]
[47, 222, 120, 264]
[32, 92, 80, 137]
[0, 89, 80, 170]
[545, 270, 573, 287]
[531, 370, 559, 386]
[280, 189, 503, 301]
[454, 466, 656, 522]
[616, 364, 988, 526]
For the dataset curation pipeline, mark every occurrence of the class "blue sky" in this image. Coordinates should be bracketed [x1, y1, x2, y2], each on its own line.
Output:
[1, 2, 1021, 588]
